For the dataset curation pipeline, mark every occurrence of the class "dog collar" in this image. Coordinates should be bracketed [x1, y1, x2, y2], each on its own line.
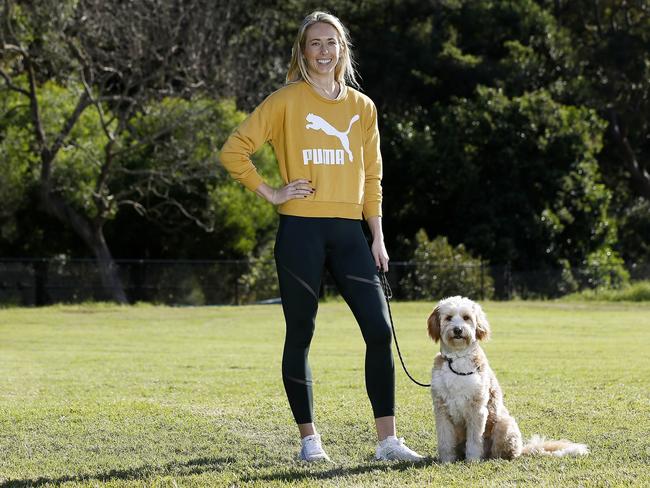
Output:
[442, 355, 479, 376]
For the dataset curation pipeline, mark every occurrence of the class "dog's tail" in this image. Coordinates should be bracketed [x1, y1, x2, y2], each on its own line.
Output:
[522, 435, 589, 457]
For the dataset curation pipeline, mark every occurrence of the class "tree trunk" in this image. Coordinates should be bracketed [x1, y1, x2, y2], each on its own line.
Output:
[90, 230, 128, 304]
[609, 110, 650, 200]
[39, 185, 128, 304]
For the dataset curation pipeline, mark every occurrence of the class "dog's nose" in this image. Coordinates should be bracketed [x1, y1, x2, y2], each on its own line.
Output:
[453, 326, 463, 337]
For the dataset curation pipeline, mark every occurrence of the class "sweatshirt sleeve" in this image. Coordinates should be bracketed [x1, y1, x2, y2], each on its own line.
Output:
[362, 100, 383, 219]
[218, 97, 275, 192]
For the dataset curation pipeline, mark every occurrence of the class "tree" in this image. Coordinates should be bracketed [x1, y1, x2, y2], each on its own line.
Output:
[540, 0, 650, 200]
[0, 0, 285, 302]
[382, 87, 619, 295]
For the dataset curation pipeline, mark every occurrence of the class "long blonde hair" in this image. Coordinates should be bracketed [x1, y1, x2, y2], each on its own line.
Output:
[286, 11, 360, 89]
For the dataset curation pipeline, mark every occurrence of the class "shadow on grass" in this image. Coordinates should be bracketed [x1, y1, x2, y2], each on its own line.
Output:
[239, 457, 436, 484]
[1, 455, 438, 486]
[0, 456, 235, 488]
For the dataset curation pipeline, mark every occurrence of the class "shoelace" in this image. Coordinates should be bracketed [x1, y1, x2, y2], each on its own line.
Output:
[383, 437, 406, 451]
[303, 437, 323, 453]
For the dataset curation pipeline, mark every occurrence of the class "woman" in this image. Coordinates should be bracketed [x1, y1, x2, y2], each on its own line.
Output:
[220, 11, 423, 463]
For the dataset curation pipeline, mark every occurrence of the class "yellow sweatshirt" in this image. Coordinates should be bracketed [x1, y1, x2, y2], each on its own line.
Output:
[219, 81, 382, 220]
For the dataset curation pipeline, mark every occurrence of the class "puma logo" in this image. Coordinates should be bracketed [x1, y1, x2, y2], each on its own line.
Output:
[305, 113, 360, 161]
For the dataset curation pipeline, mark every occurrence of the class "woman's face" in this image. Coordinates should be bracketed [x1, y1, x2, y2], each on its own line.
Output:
[303, 22, 340, 79]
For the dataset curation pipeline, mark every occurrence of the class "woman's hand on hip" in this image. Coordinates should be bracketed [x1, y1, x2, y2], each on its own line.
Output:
[255, 180, 313, 205]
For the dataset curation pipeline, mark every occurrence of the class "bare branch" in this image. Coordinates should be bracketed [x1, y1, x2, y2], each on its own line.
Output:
[23, 56, 52, 185]
[0, 66, 30, 96]
[145, 198, 214, 233]
[50, 91, 93, 159]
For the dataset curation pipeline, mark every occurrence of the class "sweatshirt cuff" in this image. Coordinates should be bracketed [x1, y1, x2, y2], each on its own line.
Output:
[363, 202, 382, 219]
[240, 172, 265, 192]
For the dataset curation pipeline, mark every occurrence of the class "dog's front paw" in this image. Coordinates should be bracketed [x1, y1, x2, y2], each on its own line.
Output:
[465, 454, 482, 463]
[439, 453, 457, 463]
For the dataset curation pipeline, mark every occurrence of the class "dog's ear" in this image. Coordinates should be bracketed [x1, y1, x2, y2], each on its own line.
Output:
[473, 302, 491, 341]
[427, 305, 441, 342]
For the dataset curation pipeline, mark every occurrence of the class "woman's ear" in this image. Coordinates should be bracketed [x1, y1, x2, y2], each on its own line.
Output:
[427, 305, 441, 342]
[474, 302, 491, 341]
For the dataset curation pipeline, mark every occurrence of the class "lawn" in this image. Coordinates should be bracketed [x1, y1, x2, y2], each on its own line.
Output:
[0, 301, 648, 487]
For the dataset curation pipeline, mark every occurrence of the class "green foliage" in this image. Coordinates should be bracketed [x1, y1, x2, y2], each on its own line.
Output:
[105, 96, 280, 260]
[562, 280, 650, 302]
[400, 229, 493, 300]
[577, 247, 630, 290]
[349, 0, 647, 285]
[236, 241, 280, 303]
[0, 79, 106, 218]
[43, 83, 107, 218]
[616, 198, 650, 269]
[0, 82, 39, 242]
[2, 0, 650, 288]
[115, 96, 233, 228]
[211, 102, 280, 257]
[384, 87, 617, 296]
[0, 76, 279, 259]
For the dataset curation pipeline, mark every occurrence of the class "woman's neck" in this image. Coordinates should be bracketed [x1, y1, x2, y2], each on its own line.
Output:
[310, 75, 340, 99]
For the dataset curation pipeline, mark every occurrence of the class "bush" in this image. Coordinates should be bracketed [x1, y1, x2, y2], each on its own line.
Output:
[562, 280, 650, 302]
[575, 247, 630, 290]
[237, 241, 279, 303]
[400, 230, 494, 300]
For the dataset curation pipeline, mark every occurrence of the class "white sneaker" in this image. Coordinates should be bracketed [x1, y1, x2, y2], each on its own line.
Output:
[299, 434, 331, 462]
[375, 436, 424, 462]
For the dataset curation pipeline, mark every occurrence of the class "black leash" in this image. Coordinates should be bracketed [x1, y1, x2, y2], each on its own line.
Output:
[379, 270, 431, 388]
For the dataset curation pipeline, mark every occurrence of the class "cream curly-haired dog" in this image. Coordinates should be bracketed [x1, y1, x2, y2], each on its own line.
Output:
[428, 296, 589, 462]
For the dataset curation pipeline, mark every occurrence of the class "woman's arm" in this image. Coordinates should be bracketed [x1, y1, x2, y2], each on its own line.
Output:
[220, 95, 314, 205]
[367, 215, 389, 272]
[362, 101, 388, 272]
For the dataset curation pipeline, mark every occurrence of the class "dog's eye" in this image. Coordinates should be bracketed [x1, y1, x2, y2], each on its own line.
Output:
[445, 315, 453, 321]
[463, 315, 471, 321]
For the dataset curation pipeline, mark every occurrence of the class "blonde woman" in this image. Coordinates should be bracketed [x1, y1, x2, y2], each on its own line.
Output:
[220, 11, 423, 463]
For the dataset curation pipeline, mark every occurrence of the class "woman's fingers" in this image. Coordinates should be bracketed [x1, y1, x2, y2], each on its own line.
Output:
[286, 179, 314, 200]
[371, 239, 389, 272]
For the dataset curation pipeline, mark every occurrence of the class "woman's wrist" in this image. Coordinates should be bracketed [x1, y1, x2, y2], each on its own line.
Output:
[255, 183, 277, 205]
[366, 215, 384, 240]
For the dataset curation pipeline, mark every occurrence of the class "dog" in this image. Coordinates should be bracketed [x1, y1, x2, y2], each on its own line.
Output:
[305, 113, 359, 161]
[427, 296, 589, 462]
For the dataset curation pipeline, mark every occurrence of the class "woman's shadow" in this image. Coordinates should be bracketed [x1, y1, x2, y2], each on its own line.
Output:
[1, 455, 436, 487]
[0, 456, 235, 488]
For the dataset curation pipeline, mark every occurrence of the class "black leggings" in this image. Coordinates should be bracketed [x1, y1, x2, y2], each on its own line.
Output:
[274, 215, 394, 424]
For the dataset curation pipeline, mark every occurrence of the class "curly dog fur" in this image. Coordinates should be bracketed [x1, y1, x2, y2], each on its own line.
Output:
[428, 296, 589, 462]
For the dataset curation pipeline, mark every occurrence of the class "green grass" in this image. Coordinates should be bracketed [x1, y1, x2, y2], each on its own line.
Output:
[563, 280, 650, 302]
[1, 301, 649, 487]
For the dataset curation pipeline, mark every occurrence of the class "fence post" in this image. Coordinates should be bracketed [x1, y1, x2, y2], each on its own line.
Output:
[234, 260, 240, 305]
[506, 262, 513, 300]
[34, 259, 48, 306]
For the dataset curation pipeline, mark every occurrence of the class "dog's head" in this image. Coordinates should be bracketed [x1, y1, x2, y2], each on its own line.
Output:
[427, 296, 490, 349]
